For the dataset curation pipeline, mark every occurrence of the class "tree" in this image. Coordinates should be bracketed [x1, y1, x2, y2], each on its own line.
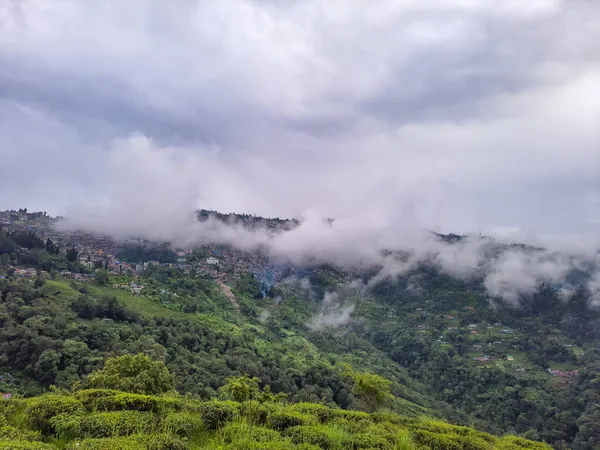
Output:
[66, 248, 78, 263]
[219, 375, 261, 402]
[84, 353, 175, 395]
[95, 269, 108, 285]
[350, 372, 392, 412]
[45, 238, 55, 254]
[0, 253, 10, 267]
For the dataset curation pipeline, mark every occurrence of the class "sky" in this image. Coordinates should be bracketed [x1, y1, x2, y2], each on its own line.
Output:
[1, 0, 600, 243]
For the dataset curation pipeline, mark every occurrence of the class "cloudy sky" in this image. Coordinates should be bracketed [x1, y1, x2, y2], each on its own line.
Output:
[1, 0, 599, 241]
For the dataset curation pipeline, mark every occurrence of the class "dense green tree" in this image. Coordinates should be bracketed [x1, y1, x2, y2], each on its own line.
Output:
[84, 353, 175, 395]
[349, 371, 392, 412]
[45, 238, 55, 254]
[0, 253, 10, 266]
[66, 248, 79, 263]
[219, 375, 261, 402]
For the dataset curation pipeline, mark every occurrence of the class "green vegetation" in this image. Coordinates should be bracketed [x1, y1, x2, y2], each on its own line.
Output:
[0, 355, 551, 450]
[3, 216, 600, 449]
[116, 243, 177, 264]
[0, 228, 86, 273]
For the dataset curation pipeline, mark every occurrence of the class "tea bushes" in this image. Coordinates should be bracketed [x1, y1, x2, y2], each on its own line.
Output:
[79, 411, 155, 438]
[161, 412, 204, 437]
[25, 395, 84, 435]
[268, 411, 316, 431]
[198, 401, 240, 430]
[0, 440, 56, 450]
[75, 390, 181, 413]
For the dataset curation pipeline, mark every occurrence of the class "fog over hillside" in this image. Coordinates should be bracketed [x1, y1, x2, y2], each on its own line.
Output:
[2, 1, 600, 306]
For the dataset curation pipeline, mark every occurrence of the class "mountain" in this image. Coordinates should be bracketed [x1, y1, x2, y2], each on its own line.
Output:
[1, 209, 600, 449]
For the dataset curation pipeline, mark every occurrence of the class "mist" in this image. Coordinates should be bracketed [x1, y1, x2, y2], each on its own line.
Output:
[308, 292, 355, 330]
[3, 0, 600, 307]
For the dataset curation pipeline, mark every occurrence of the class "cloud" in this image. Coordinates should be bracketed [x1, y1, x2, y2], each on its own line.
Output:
[588, 274, 600, 309]
[482, 250, 573, 305]
[2, 0, 600, 304]
[308, 292, 355, 330]
[1, 0, 599, 236]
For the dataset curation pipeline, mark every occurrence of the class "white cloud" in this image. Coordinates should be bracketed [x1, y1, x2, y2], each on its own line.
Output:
[2, 0, 600, 303]
[308, 292, 355, 330]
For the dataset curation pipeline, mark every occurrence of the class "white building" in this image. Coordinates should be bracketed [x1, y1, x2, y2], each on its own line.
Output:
[207, 257, 219, 266]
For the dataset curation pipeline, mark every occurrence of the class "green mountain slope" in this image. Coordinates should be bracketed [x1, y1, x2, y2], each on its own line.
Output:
[2, 213, 600, 449]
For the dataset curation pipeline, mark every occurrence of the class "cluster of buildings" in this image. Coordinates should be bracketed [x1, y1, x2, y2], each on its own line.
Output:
[9, 267, 42, 278]
[473, 354, 514, 363]
[1, 210, 289, 292]
[547, 368, 579, 378]
[0, 209, 54, 231]
[112, 282, 145, 295]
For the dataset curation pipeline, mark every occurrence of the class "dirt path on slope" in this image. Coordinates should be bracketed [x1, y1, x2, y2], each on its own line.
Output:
[217, 280, 239, 312]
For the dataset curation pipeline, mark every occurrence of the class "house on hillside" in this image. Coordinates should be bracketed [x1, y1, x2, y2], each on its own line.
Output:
[207, 257, 219, 265]
[130, 283, 144, 295]
[547, 368, 579, 378]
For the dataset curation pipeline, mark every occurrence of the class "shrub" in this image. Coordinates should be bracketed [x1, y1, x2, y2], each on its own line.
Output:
[371, 411, 410, 426]
[352, 432, 391, 449]
[67, 433, 186, 450]
[67, 436, 145, 450]
[74, 389, 121, 408]
[0, 426, 42, 442]
[0, 440, 57, 450]
[330, 409, 370, 423]
[496, 436, 553, 449]
[290, 403, 334, 423]
[221, 423, 282, 443]
[75, 389, 181, 413]
[241, 400, 272, 425]
[415, 419, 467, 436]
[412, 429, 492, 450]
[25, 395, 84, 435]
[294, 445, 322, 450]
[413, 419, 499, 448]
[161, 412, 204, 437]
[136, 433, 188, 450]
[242, 443, 299, 450]
[179, 399, 204, 413]
[49, 412, 83, 440]
[79, 411, 155, 438]
[268, 411, 315, 431]
[285, 425, 334, 449]
[350, 423, 397, 449]
[198, 401, 240, 430]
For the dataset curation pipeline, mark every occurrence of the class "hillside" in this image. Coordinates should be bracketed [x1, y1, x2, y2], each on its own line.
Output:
[1, 210, 600, 448]
[0, 354, 551, 450]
